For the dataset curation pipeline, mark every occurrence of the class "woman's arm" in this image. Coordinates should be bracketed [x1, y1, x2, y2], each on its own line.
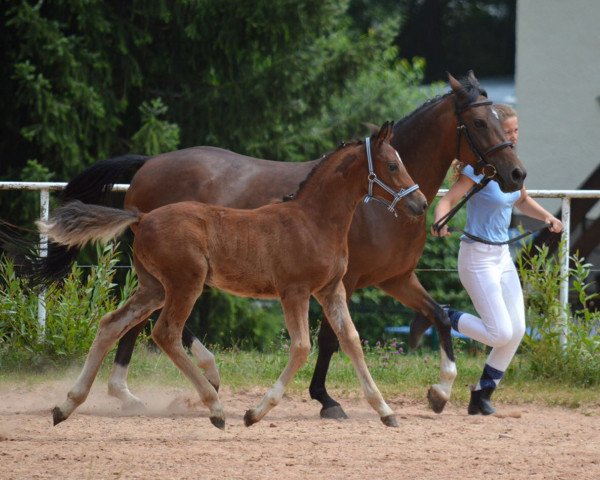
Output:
[514, 188, 563, 233]
[431, 174, 476, 237]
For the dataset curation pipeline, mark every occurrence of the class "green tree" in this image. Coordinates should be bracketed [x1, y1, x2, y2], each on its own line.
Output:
[0, 1, 445, 349]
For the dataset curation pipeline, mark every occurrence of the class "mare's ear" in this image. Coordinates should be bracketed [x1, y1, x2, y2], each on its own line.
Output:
[467, 70, 482, 91]
[373, 121, 394, 145]
[447, 71, 468, 103]
[447, 72, 462, 93]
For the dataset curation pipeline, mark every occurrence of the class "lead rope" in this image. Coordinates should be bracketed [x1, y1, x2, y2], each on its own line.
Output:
[433, 177, 548, 245]
[432, 177, 491, 234]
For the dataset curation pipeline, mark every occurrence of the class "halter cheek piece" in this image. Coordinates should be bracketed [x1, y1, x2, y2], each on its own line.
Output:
[455, 99, 513, 179]
[363, 137, 420, 218]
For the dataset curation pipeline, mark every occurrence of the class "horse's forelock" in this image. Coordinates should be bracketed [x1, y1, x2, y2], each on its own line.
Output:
[458, 73, 486, 102]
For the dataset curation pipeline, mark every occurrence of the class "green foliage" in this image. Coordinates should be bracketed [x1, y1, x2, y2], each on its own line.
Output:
[347, 288, 414, 341]
[188, 293, 284, 352]
[130, 98, 180, 155]
[0, 243, 135, 362]
[517, 240, 600, 386]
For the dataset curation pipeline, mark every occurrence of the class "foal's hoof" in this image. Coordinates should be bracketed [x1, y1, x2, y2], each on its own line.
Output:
[209, 416, 226, 430]
[427, 385, 449, 414]
[320, 405, 349, 420]
[380, 414, 399, 427]
[52, 407, 66, 426]
[243, 409, 259, 427]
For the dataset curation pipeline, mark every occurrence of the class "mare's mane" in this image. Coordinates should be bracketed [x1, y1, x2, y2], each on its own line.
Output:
[393, 74, 488, 133]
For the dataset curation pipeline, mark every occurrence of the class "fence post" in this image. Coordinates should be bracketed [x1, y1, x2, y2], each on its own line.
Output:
[558, 196, 571, 348]
[38, 188, 49, 338]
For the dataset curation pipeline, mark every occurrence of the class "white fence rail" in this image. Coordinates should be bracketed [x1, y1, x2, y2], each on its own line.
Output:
[2, 181, 600, 345]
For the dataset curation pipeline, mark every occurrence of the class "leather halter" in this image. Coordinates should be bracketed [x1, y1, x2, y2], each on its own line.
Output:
[455, 99, 514, 179]
[363, 137, 420, 218]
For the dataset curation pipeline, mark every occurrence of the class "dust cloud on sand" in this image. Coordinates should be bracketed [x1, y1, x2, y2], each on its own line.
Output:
[1, 380, 600, 479]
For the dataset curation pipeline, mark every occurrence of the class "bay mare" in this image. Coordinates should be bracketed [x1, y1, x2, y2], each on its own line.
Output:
[29, 71, 526, 419]
[38, 124, 427, 428]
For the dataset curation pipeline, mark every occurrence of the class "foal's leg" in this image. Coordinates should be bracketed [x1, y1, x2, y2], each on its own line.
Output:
[244, 289, 311, 426]
[107, 323, 220, 410]
[52, 273, 165, 425]
[315, 282, 398, 427]
[379, 272, 456, 413]
[151, 286, 225, 430]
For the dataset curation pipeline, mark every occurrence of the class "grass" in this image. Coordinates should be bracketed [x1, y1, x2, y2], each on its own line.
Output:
[2, 346, 599, 410]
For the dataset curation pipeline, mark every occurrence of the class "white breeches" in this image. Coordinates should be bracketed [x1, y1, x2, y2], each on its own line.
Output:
[456, 241, 526, 372]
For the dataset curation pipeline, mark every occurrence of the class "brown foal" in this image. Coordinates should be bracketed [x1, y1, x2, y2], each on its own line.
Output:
[39, 123, 427, 429]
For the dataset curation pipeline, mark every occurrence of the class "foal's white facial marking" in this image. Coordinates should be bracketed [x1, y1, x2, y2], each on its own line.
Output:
[395, 151, 404, 164]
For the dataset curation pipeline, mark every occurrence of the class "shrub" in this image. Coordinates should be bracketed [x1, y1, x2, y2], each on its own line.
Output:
[517, 240, 600, 386]
[0, 243, 136, 363]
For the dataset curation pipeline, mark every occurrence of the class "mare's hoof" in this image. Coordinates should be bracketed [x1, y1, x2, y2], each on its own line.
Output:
[243, 410, 258, 427]
[122, 399, 146, 414]
[209, 416, 226, 430]
[427, 386, 448, 414]
[380, 414, 399, 427]
[320, 405, 348, 420]
[52, 407, 66, 426]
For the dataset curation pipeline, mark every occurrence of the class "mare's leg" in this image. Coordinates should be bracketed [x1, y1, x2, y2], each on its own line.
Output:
[107, 320, 149, 411]
[53, 265, 165, 425]
[244, 288, 311, 426]
[308, 316, 348, 419]
[315, 282, 397, 427]
[378, 272, 456, 413]
[183, 325, 220, 391]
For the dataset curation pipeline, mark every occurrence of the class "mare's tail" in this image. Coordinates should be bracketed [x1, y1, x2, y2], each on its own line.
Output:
[28, 155, 148, 284]
[37, 201, 141, 251]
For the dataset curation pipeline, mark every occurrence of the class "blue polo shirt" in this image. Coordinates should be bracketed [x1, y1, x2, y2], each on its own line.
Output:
[461, 165, 522, 243]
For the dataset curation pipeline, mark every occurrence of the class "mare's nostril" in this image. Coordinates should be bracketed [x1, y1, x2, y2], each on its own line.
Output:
[512, 168, 526, 182]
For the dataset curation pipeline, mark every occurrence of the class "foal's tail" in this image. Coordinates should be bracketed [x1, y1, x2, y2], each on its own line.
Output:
[24, 155, 149, 285]
[37, 201, 141, 250]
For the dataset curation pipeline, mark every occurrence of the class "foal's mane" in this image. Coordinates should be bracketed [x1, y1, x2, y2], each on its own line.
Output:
[291, 139, 364, 200]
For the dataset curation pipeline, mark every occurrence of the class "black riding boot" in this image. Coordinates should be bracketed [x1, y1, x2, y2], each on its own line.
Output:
[468, 386, 496, 415]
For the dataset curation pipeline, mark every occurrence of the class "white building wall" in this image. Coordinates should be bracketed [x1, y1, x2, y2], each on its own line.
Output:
[515, 0, 600, 211]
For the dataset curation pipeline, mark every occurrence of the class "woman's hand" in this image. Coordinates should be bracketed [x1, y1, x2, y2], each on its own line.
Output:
[431, 223, 450, 237]
[546, 216, 563, 233]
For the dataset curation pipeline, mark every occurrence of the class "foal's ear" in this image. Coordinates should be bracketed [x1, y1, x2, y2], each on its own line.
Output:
[374, 121, 394, 145]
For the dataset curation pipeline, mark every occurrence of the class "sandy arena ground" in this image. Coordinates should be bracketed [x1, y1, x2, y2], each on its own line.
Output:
[1, 380, 599, 480]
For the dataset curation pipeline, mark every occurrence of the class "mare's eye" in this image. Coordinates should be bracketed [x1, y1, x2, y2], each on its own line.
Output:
[474, 119, 486, 128]
[388, 163, 399, 172]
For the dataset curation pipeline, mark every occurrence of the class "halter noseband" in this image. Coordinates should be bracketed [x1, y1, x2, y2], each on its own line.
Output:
[455, 99, 513, 178]
[363, 137, 420, 218]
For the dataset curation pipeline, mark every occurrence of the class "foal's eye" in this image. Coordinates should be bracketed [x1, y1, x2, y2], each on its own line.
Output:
[388, 163, 399, 172]
[474, 119, 487, 128]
